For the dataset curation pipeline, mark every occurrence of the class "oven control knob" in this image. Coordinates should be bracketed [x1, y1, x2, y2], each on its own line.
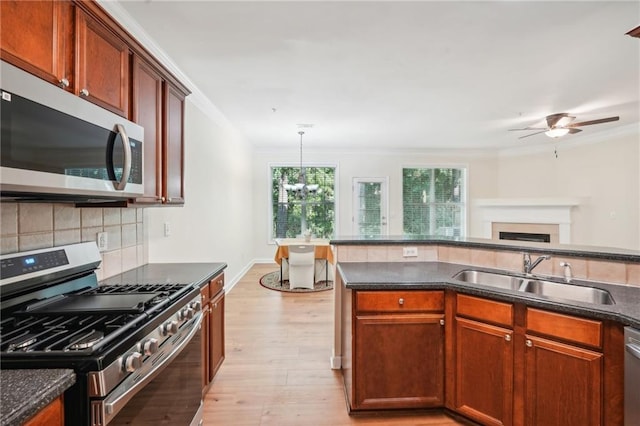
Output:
[182, 307, 195, 320]
[190, 301, 202, 312]
[161, 320, 179, 336]
[124, 352, 143, 372]
[142, 338, 159, 355]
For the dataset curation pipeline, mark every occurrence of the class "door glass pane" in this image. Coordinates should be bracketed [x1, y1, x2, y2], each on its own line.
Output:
[357, 182, 382, 237]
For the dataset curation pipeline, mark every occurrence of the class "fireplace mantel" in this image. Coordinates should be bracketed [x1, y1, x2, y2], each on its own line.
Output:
[475, 198, 584, 244]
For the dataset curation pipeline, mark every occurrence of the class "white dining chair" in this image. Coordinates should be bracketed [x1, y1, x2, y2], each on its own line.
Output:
[287, 245, 315, 289]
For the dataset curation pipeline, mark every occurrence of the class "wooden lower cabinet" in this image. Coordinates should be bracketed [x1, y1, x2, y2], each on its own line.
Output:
[453, 295, 613, 426]
[201, 273, 225, 394]
[341, 285, 623, 424]
[523, 335, 602, 426]
[344, 290, 444, 411]
[455, 317, 513, 426]
[23, 396, 64, 426]
[209, 289, 225, 381]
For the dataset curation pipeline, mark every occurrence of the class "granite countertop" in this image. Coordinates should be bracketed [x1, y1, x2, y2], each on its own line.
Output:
[0, 369, 75, 426]
[99, 262, 227, 287]
[337, 261, 640, 328]
[330, 235, 640, 263]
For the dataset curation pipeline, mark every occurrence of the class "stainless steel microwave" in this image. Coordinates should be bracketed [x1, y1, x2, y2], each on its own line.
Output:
[0, 61, 144, 200]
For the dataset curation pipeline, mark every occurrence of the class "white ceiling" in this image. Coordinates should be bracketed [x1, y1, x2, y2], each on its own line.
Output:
[113, 1, 639, 151]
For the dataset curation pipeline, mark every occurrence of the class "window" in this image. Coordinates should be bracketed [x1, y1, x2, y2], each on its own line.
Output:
[402, 167, 466, 237]
[270, 166, 336, 239]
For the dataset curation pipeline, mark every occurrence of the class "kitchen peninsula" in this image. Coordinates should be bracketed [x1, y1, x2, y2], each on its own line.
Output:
[330, 236, 640, 426]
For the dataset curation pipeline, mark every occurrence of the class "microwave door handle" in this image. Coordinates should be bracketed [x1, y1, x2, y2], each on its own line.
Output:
[113, 124, 132, 191]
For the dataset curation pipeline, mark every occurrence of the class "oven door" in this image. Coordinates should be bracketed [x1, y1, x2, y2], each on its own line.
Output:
[92, 312, 203, 426]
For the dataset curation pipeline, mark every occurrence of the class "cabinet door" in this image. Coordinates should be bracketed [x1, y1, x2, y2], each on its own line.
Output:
[455, 317, 513, 426]
[200, 286, 211, 393]
[353, 313, 444, 410]
[163, 83, 185, 204]
[1, 1, 73, 87]
[75, 8, 130, 117]
[524, 335, 603, 426]
[132, 56, 163, 203]
[23, 396, 64, 426]
[209, 290, 225, 381]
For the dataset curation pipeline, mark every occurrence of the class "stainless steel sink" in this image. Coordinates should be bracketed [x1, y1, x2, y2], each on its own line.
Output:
[520, 280, 615, 305]
[452, 270, 524, 290]
[452, 269, 615, 305]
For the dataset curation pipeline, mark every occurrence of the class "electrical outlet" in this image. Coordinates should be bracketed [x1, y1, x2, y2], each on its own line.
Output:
[97, 232, 108, 251]
[164, 222, 171, 237]
[402, 246, 418, 257]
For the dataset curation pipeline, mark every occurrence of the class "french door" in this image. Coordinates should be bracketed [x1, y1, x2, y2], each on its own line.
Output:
[353, 177, 389, 237]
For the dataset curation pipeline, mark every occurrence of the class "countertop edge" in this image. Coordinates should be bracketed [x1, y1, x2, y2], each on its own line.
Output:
[329, 237, 640, 263]
[337, 261, 640, 329]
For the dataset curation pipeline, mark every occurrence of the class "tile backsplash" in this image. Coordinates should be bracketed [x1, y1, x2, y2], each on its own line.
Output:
[0, 203, 146, 280]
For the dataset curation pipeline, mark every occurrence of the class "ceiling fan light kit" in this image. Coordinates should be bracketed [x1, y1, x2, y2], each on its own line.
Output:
[509, 113, 620, 139]
[545, 128, 571, 138]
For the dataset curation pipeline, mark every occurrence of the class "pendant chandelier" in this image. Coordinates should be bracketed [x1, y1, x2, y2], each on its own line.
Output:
[283, 130, 319, 197]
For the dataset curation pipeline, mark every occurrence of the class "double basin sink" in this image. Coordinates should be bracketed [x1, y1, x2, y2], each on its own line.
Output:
[452, 270, 615, 305]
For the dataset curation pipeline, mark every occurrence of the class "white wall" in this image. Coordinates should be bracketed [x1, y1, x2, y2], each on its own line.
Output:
[496, 127, 640, 250]
[146, 100, 254, 284]
[251, 148, 499, 261]
[251, 127, 639, 262]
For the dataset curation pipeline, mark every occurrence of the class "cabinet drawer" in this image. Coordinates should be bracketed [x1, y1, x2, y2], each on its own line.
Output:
[526, 308, 602, 349]
[355, 290, 444, 313]
[209, 273, 225, 295]
[200, 284, 210, 304]
[456, 294, 513, 328]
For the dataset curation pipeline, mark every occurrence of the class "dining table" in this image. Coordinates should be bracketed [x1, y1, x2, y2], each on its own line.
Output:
[274, 238, 335, 285]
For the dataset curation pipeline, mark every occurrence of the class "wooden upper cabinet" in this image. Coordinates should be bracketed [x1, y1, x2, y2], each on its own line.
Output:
[75, 7, 130, 117]
[0, 1, 73, 87]
[132, 56, 164, 203]
[163, 83, 186, 205]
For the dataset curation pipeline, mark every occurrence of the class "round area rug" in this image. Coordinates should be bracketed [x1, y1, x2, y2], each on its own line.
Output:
[259, 271, 333, 293]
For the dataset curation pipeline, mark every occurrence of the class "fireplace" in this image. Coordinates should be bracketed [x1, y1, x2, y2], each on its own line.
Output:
[499, 231, 551, 243]
[476, 198, 581, 244]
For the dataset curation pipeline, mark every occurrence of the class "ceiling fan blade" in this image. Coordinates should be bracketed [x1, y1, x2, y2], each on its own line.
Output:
[546, 113, 570, 128]
[568, 116, 619, 127]
[568, 128, 582, 134]
[518, 130, 547, 139]
[508, 127, 547, 131]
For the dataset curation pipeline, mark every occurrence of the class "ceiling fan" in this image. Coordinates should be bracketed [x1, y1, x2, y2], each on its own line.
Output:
[509, 113, 620, 139]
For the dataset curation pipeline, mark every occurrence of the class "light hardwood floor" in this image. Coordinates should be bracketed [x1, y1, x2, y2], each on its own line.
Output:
[203, 263, 467, 426]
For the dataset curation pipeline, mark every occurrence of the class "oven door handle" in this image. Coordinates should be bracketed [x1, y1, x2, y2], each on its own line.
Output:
[102, 312, 203, 424]
[628, 342, 640, 360]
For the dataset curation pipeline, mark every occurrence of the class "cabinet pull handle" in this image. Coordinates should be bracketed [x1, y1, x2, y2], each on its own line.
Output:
[505, 334, 511, 342]
[439, 319, 445, 326]
[80, 88, 90, 97]
[526, 339, 533, 347]
[59, 78, 69, 88]
[398, 298, 404, 305]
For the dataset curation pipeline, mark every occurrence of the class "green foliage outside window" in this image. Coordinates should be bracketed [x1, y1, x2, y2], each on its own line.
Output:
[403, 168, 466, 236]
[271, 166, 336, 239]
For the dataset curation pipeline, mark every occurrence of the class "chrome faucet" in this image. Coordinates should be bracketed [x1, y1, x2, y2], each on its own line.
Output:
[559, 261, 573, 283]
[523, 253, 551, 274]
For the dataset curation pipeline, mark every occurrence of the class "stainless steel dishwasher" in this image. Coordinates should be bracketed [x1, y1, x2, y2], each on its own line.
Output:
[625, 327, 640, 426]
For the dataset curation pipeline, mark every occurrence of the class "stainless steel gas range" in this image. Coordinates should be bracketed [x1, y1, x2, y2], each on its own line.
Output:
[0, 242, 204, 426]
